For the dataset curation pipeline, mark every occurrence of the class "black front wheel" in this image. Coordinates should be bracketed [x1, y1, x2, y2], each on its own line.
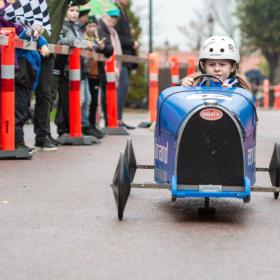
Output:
[269, 143, 280, 199]
[112, 152, 131, 220]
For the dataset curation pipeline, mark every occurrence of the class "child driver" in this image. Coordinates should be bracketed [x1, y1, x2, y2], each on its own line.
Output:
[181, 36, 250, 90]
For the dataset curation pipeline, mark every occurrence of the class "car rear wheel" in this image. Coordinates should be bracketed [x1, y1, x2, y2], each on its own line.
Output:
[269, 143, 280, 199]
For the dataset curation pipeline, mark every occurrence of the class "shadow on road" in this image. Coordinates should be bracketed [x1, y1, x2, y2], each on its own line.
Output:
[158, 198, 252, 225]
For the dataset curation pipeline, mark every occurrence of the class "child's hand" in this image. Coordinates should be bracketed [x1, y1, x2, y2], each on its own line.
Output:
[222, 83, 232, 88]
[87, 41, 93, 50]
[181, 76, 195, 86]
[41, 45, 50, 57]
[96, 38, 105, 50]
[33, 26, 44, 40]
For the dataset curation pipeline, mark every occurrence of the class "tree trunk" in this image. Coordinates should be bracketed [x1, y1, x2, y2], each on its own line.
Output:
[265, 53, 280, 106]
[265, 52, 279, 83]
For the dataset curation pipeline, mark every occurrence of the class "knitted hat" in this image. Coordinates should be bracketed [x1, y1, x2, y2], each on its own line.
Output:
[88, 15, 98, 24]
[106, 8, 120, 17]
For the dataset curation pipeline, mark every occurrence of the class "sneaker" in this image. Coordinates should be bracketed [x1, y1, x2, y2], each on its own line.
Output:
[48, 134, 61, 146]
[15, 143, 36, 154]
[95, 127, 106, 137]
[118, 121, 135, 130]
[35, 136, 58, 151]
[91, 128, 104, 139]
[83, 127, 103, 139]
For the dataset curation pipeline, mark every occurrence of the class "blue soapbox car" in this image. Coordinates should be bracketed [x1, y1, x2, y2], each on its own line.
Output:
[111, 74, 280, 220]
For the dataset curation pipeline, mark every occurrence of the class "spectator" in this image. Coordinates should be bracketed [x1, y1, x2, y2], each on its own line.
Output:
[115, 0, 140, 129]
[78, 3, 91, 32]
[82, 15, 107, 138]
[15, 29, 50, 152]
[78, 7, 93, 136]
[33, 0, 89, 151]
[54, 4, 89, 137]
[107, 10, 122, 82]
[96, 9, 116, 127]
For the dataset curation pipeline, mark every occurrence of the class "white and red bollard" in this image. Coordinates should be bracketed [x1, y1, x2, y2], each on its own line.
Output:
[0, 27, 31, 159]
[170, 56, 179, 86]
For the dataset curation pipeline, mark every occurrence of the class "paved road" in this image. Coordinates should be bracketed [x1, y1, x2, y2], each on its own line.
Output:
[1, 110, 280, 280]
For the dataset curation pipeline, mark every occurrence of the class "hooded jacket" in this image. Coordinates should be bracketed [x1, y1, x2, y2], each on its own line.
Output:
[44, 0, 89, 44]
[96, 19, 114, 85]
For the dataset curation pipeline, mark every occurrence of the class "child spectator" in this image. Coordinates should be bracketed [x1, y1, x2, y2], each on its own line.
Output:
[181, 36, 250, 90]
[78, 4, 91, 32]
[82, 15, 107, 138]
[15, 28, 50, 151]
[54, 4, 88, 137]
[78, 6, 95, 137]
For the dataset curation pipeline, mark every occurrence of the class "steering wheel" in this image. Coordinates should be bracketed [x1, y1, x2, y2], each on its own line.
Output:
[193, 74, 224, 84]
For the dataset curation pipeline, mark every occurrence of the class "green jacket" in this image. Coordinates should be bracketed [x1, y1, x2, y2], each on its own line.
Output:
[45, 0, 89, 44]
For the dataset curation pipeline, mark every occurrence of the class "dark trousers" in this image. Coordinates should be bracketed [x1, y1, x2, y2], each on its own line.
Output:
[117, 66, 131, 120]
[15, 83, 31, 145]
[55, 75, 69, 136]
[88, 78, 99, 128]
[34, 55, 55, 142]
[100, 83, 107, 126]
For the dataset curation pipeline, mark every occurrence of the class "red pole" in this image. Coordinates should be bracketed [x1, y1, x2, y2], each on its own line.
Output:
[170, 56, 179, 86]
[263, 79, 269, 109]
[105, 54, 118, 128]
[274, 85, 280, 109]
[187, 59, 195, 76]
[148, 53, 159, 122]
[69, 48, 82, 137]
[0, 28, 15, 151]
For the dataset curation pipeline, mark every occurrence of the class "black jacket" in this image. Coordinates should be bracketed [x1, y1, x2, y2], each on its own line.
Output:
[97, 19, 114, 85]
[114, 6, 137, 70]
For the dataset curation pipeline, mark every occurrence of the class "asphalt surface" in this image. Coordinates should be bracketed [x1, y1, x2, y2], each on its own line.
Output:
[1, 109, 280, 280]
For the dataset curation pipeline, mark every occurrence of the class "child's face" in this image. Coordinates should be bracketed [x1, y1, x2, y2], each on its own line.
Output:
[203, 59, 236, 82]
[0, 0, 15, 9]
[104, 15, 118, 27]
[86, 23, 97, 35]
[66, 6, 79, 23]
[79, 14, 89, 25]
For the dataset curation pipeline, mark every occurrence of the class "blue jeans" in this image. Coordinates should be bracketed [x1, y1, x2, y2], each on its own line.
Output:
[117, 66, 130, 120]
[80, 78, 91, 127]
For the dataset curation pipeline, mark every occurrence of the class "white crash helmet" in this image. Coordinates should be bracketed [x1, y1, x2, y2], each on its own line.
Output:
[199, 36, 240, 67]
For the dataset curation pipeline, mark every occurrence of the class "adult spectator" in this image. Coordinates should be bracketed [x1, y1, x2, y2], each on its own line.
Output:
[115, 0, 140, 129]
[33, 0, 89, 150]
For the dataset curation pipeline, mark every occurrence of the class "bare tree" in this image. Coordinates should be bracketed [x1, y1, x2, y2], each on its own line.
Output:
[178, 0, 239, 50]
[177, 10, 209, 51]
[211, 0, 238, 39]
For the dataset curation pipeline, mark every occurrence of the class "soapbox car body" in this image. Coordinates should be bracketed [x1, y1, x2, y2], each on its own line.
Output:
[111, 78, 280, 220]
